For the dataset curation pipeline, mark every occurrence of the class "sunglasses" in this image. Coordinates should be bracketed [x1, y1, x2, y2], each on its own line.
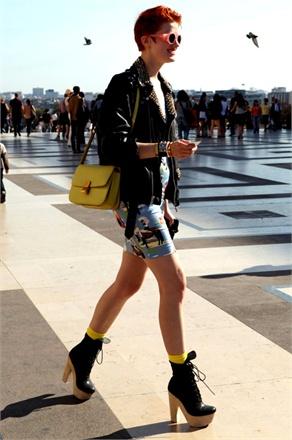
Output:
[150, 31, 182, 45]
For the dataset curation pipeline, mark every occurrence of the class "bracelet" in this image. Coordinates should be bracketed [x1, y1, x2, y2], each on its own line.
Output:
[158, 140, 169, 157]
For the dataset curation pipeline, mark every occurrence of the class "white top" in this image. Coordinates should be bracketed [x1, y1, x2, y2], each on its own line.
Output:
[0, 142, 7, 169]
[151, 77, 166, 119]
[221, 101, 228, 116]
[0, 142, 7, 155]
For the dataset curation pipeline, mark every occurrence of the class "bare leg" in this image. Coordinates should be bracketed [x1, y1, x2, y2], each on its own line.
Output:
[146, 254, 216, 427]
[89, 251, 148, 333]
[146, 252, 186, 355]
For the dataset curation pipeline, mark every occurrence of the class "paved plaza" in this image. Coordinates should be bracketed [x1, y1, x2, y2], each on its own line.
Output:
[0, 129, 292, 439]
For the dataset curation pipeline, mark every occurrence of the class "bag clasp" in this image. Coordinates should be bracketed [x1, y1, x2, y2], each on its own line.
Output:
[82, 180, 92, 194]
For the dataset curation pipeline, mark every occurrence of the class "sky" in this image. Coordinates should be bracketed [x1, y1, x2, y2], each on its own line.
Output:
[1, 0, 292, 95]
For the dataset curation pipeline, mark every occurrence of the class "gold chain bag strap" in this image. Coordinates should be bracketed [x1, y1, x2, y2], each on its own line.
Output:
[69, 88, 140, 210]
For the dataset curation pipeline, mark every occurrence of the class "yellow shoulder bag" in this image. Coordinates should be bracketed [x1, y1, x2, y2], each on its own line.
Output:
[69, 88, 140, 210]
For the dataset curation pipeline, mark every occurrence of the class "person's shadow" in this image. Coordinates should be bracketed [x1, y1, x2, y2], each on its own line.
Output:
[0, 393, 83, 420]
[86, 421, 205, 439]
[1, 395, 205, 438]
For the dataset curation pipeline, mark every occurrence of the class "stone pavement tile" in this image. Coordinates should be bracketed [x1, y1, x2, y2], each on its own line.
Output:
[0, 201, 121, 263]
[54, 203, 124, 248]
[187, 271, 292, 352]
[0, 262, 21, 290]
[6, 174, 67, 195]
[178, 244, 291, 277]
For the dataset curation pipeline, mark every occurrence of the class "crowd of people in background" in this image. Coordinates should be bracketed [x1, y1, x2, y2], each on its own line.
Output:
[175, 90, 284, 140]
[0, 87, 289, 204]
[0, 89, 287, 147]
[0, 88, 104, 154]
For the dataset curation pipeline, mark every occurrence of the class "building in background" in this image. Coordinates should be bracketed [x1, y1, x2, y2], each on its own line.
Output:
[268, 87, 291, 105]
[32, 88, 44, 98]
[45, 89, 59, 99]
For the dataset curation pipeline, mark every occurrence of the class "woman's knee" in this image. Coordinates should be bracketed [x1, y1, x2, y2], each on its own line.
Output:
[113, 277, 144, 300]
[160, 272, 187, 303]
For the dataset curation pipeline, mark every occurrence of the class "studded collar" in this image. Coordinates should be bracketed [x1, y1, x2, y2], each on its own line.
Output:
[130, 57, 176, 122]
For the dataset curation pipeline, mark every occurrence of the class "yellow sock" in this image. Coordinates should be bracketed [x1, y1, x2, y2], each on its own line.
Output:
[86, 327, 105, 340]
[168, 352, 188, 364]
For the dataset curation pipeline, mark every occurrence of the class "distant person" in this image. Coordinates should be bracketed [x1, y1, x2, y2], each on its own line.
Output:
[42, 109, 52, 132]
[197, 92, 208, 137]
[244, 100, 252, 129]
[55, 91, 70, 141]
[64, 89, 73, 147]
[207, 93, 222, 138]
[79, 91, 90, 149]
[175, 90, 193, 140]
[250, 99, 262, 134]
[9, 93, 23, 137]
[190, 96, 198, 129]
[90, 94, 104, 148]
[261, 98, 270, 132]
[270, 97, 281, 131]
[68, 86, 83, 153]
[23, 99, 36, 136]
[228, 92, 237, 136]
[0, 98, 10, 133]
[230, 92, 247, 140]
[90, 93, 104, 128]
[0, 142, 9, 203]
[51, 112, 59, 132]
[219, 96, 228, 137]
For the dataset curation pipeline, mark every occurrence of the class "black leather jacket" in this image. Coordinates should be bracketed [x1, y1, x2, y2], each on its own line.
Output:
[98, 57, 180, 237]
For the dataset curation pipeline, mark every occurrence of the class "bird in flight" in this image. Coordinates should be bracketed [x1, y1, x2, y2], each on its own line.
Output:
[246, 32, 259, 48]
[84, 37, 92, 46]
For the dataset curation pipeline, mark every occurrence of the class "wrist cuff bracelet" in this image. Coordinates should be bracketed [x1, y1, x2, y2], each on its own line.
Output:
[158, 140, 169, 157]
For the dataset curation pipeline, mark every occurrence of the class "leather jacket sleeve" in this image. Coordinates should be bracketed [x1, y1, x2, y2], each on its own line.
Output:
[98, 73, 139, 166]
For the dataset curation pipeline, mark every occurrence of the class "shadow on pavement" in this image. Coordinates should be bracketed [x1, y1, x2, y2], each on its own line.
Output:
[0, 393, 83, 419]
[87, 420, 205, 439]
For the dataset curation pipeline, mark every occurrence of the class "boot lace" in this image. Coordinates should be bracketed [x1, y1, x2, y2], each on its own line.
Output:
[188, 361, 215, 396]
[95, 336, 111, 365]
[95, 348, 103, 365]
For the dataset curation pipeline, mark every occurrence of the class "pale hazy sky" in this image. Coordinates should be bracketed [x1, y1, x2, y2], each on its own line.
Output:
[1, 0, 292, 94]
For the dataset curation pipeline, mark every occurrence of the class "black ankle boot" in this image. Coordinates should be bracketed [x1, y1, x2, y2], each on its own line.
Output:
[62, 334, 103, 400]
[168, 351, 216, 428]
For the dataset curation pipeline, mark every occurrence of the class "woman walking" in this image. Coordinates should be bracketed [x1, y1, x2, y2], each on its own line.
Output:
[63, 5, 216, 428]
[230, 92, 247, 140]
[197, 92, 208, 138]
[23, 99, 36, 137]
[175, 89, 193, 140]
[251, 99, 262, 134]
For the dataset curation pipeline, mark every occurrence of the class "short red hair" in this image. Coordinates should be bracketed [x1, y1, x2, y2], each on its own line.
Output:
[134, 5, 182, 51]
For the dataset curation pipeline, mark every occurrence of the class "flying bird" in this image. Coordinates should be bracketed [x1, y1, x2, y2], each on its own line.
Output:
[246, 32, 259, 48]
[84, 37, 92, 46]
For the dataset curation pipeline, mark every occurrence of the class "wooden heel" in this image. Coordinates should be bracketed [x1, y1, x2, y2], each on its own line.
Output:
[169, 392, 179, 423]
[62, 357, 92, 400]
[62, 357, 72, 382]
[168, 392, 215, 428]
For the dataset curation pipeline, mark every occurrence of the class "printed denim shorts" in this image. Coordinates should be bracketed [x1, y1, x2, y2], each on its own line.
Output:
[114, 203, 175, 260]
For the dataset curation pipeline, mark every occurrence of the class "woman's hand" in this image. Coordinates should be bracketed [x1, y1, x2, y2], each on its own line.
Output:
[169, 140, 200, 159]
[164, 200, 175, 225]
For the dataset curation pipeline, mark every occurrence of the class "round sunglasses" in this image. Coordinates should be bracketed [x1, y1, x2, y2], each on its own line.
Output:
[150, 31, 182, 45]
